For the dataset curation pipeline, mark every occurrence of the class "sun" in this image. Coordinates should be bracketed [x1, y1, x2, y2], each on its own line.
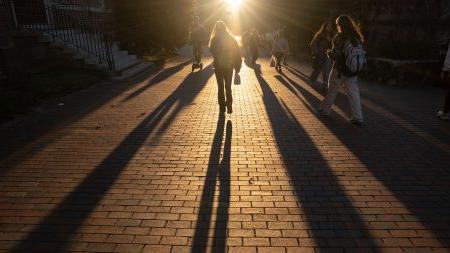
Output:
[225, 0, 242, 11]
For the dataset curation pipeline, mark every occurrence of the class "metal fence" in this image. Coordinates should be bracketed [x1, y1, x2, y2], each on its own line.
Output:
[0, 1, 15, 32]
[8, 0, 115, 71]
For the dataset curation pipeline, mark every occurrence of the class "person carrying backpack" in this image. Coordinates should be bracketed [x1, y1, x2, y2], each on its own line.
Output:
[319, 15, 367, 125]
[437, 41, 450, 120]
[209, 21, 242, 114]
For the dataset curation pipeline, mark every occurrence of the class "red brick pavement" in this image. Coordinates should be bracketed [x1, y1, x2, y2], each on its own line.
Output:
[0, 57, 449, 253]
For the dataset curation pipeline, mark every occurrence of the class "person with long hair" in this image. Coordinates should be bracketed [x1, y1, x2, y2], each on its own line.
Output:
[209, 21, 242, 114]
[309, 22, 334, 88]
[319, 15, 365, 125]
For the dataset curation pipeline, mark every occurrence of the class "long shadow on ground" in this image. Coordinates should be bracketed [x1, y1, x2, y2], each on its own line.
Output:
[122, 59, 192, 102]
[284, 64, 450, 141]
[191, 117, 232, 253]
[10, 64, 213, 253]
[256, 72, 381, 252]
[0, 59, 191, 177]
[276, 70, 450, 248]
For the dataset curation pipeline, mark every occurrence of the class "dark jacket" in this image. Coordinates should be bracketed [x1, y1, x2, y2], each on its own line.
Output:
[190, 25, 207, 45]
[210, 35, 242, 70]
[311, 34, 331, 57]
[311, 34, 332, 69]
[249, 33, 259, 49]
[329, 33, 359, 77]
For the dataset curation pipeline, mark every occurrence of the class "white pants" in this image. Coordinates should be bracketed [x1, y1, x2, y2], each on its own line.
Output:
[321, 69, 363, 121]
[322, 57, 332, 88]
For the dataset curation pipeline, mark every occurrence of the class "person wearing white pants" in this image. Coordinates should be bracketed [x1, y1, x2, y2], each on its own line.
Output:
[320, 70, 363, 122]
[319, 15, 365, 125]
[322, 57, 332, 89]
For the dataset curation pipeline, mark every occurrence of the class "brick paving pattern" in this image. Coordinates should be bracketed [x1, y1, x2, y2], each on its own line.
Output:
[0, 57, 450, 253]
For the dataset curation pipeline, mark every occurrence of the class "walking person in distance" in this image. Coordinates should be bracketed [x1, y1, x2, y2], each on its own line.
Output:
[272, 30, 289, 73]
[209, 21, 242, 114]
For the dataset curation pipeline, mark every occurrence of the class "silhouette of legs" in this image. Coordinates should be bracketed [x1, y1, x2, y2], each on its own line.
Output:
[215, 67, 233, 113]
[321, 70, 363, 121]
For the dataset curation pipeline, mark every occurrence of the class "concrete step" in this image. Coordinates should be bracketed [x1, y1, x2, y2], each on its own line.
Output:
[112, 50, 130, 60]
[39, 32, 141, 72]
[115, 57, 141, 72]
[112, 61, 154, 81]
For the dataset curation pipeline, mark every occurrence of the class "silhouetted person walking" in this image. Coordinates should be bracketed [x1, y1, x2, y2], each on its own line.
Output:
[310, 22, 334, 88]
[249, 30, 260, 65]
[190, 17, 207, 71]
[209, 21, 242, 114]
[319, 15, 367, 125]
[242, 30, 250, 59]
[437, 41, 450, 120]
[272, 30, 289, 73]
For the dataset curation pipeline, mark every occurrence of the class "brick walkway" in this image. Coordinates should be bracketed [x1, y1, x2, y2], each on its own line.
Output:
[1, 57, 450, 253]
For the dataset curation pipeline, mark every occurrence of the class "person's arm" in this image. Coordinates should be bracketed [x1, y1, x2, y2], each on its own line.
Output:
[233, 40, 242, 73]
[310, 37, 317, 53]
[443, 43, 450, 73]
[441, 43, 450, 79]
[283, 39, 289, 55]
[327, 35, 340, 60]
[209, 38, 217, 58]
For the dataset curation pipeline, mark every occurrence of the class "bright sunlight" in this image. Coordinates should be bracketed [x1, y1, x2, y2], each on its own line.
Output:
[225, 0, 243, 11]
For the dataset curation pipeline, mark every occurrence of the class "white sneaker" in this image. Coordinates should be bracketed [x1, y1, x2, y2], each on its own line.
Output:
[437, 110, 450, 120]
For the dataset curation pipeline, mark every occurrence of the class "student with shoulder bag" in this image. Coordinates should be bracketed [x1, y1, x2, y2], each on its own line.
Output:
[319, 15, 366, 125]
[209, 21, 242, 114]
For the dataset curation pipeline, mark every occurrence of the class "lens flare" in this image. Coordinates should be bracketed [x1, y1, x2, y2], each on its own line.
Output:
[225, 0, 242, 11]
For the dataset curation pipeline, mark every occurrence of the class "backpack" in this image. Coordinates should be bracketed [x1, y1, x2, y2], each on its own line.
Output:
[343, 41, 367, 74]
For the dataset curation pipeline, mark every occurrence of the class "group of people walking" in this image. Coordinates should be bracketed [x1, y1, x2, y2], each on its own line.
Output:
[190, 15, 450, 123]
[241, 30, 261, 66]
[241, 27, 289, 71]
[314, 15, 367, 125]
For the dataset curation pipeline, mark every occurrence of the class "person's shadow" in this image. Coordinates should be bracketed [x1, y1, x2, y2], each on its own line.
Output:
[254, 69, 381, 252]
[10, 63, 213, 253]
[191, 116, 232, 253]
[122, 59, 192, 102]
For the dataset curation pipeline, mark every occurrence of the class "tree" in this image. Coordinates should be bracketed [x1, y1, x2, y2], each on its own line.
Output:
[113, 0, 193, 55]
